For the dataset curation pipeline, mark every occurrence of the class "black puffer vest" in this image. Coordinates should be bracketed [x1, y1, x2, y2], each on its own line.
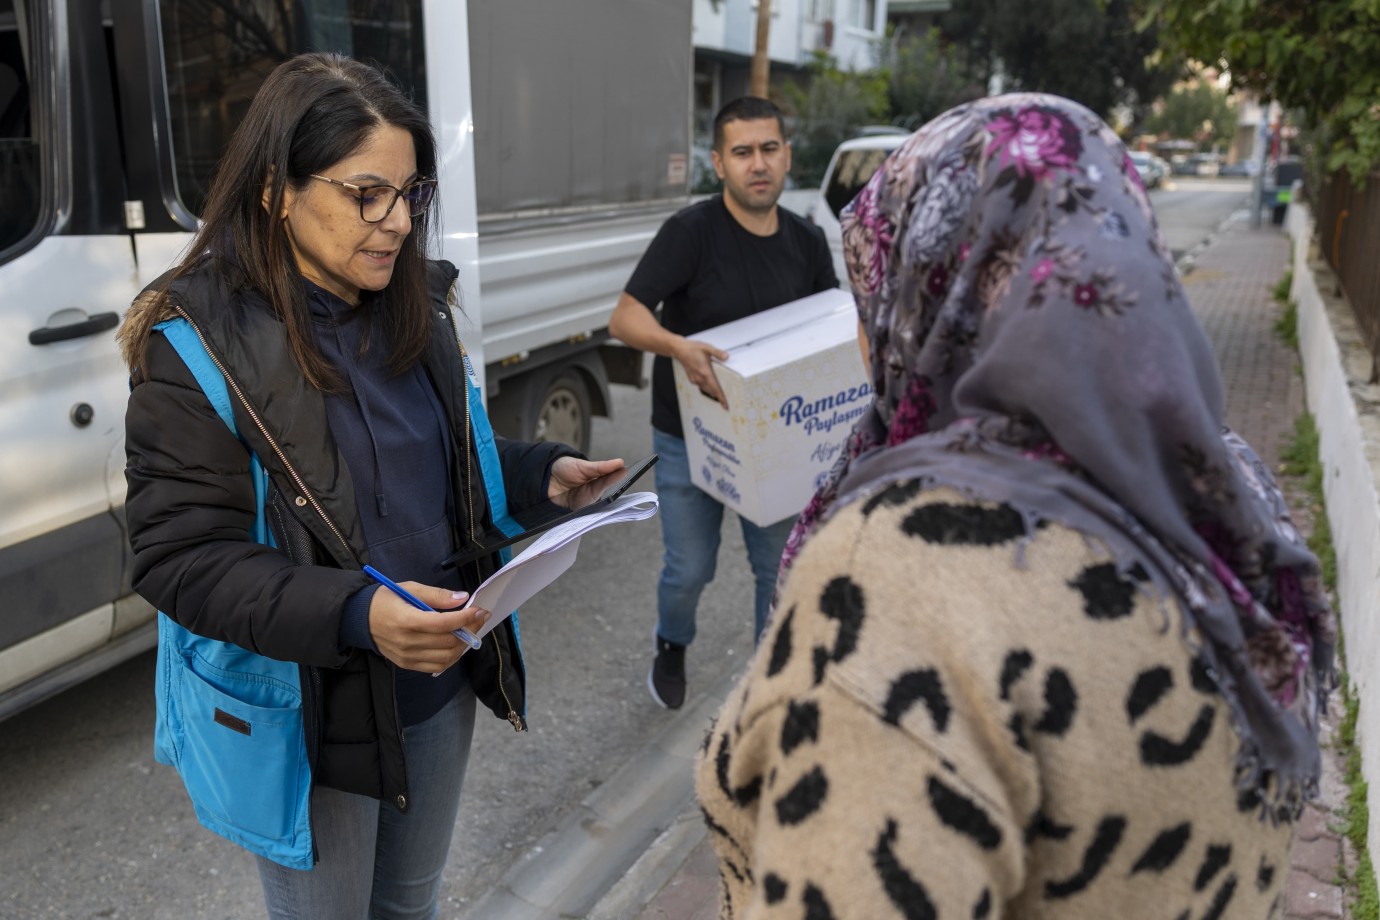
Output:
[125, 258, 574, 810]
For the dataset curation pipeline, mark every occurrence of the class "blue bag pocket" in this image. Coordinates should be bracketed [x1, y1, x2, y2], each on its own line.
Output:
[173, 655, 310, 857]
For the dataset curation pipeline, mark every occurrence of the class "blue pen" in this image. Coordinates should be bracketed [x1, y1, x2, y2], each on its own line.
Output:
[363, 565, 482, 650]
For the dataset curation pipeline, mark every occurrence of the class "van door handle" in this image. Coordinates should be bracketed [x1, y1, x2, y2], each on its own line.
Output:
[29, 312, 120, 345]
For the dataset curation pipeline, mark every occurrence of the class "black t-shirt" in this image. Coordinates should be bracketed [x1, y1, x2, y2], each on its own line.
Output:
[624, 195, 839, 438]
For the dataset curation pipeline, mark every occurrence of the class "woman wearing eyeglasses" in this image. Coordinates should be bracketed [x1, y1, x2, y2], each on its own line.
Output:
[119, 53, 621, 918]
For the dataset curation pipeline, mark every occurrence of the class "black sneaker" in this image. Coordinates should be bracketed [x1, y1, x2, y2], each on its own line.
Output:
[648, 632, 687, 709]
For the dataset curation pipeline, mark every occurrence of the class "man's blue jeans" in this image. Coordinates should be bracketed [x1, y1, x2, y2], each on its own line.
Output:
[256, 681, 476, 920]
[653, 428, 795, 646]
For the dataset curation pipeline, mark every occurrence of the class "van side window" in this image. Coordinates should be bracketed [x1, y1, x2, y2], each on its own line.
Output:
[0, 0, 41, 253]
[159, 0, 427, 217]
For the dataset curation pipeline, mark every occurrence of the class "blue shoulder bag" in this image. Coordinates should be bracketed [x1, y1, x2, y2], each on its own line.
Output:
[150, 319, 315, 869]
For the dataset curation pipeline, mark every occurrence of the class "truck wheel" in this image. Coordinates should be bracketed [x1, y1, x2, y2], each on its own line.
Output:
[530, 371, 591, 454]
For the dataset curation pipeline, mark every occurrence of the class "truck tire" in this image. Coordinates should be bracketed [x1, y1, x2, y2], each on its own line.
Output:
[531, 371, 591, 453]
[489, 369, 593, 454]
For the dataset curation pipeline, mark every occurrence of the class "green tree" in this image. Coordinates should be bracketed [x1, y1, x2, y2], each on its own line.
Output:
[942, 0, 1180, 121]
[879, 26, 986, 130]
[1143, 77, 1238, 151]
[1147, 0, 1380, 181]
[780, 51, 891, 187]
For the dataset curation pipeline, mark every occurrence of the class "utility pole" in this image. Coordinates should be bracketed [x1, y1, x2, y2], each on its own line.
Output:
[750, 0, 771, 98]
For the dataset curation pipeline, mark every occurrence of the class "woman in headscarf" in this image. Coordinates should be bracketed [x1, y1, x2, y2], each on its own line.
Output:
[695, 94, 1333, 919]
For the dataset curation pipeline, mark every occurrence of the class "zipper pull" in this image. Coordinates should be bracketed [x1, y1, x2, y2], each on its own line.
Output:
[506, 711, 524, 732]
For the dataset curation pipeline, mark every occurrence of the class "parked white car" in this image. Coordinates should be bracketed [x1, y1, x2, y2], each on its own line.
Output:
[1128, 151, 1164, 189]
[810, 132, 908, 284]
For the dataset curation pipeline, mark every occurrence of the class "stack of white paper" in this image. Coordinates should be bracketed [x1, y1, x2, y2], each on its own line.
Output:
[466, 491, 660, 639]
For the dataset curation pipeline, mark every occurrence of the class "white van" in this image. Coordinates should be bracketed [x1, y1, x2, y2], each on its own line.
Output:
[0, 0, 691, 719]
[810, 131, 908, 283]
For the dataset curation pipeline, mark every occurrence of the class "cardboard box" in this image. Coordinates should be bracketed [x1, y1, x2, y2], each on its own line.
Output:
[672, 288, 870, 526]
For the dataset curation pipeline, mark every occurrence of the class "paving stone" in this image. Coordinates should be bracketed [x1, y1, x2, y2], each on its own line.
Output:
[1320, 736, 1350, 808]
[1296, 804, 1336, 843]
[1292, 834, 1346, 883]
[639, 839, 720, 920]
[1285, 867, 1344, 918]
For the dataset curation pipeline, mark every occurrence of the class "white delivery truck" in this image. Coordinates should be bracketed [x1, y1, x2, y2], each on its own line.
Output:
[0, 0, 690, 719]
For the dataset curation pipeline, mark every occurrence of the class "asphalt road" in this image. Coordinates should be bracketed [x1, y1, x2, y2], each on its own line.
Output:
[1150, 175, 1256, 261]
[0, 176, 1253, 920]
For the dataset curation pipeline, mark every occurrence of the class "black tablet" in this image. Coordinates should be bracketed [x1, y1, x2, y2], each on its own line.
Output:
[439, 453, 658, 570]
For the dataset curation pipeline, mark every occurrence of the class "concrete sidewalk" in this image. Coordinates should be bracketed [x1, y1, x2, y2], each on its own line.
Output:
[620, 216, 1356, 920]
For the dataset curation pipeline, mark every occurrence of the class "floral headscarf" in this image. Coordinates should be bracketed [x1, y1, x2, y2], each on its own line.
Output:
[780, 94, 1334, 815]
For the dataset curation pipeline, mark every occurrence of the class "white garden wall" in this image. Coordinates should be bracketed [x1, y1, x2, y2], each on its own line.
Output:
[1287, 201, 1380, 858]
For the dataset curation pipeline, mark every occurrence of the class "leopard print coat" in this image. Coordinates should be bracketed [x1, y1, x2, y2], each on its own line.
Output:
[696, 484, 1293, 919]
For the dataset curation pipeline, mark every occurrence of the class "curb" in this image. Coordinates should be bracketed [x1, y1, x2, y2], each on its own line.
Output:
[456, 666, 736, 920]
[587, 809, 709, 920]
[1175, 198, 1251, 277]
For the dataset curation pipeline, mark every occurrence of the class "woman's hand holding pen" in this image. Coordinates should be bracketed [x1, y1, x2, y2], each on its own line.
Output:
[368, 582, 490, 673]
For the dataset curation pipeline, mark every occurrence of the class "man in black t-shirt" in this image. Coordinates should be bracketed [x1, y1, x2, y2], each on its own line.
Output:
[609, 97, 838, 709]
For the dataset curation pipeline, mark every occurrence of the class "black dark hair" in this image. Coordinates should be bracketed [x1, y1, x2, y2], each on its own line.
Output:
[712, 96, 786, 151]
[173, 52, 438, 392]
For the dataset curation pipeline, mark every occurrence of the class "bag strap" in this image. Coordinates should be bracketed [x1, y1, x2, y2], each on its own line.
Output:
[155, 319, 238, 436]
[154, 318, 268, 544]
[461, 353, 524, 541]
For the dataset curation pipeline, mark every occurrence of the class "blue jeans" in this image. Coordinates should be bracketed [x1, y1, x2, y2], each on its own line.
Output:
[257, 682, 477, 920]
[653, 428, 795, 646]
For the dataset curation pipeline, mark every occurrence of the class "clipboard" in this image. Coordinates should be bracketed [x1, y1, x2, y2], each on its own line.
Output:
[440, 453, 657, 570]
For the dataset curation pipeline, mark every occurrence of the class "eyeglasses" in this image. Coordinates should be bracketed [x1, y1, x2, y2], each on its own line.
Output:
[308, 174, 437, 223]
